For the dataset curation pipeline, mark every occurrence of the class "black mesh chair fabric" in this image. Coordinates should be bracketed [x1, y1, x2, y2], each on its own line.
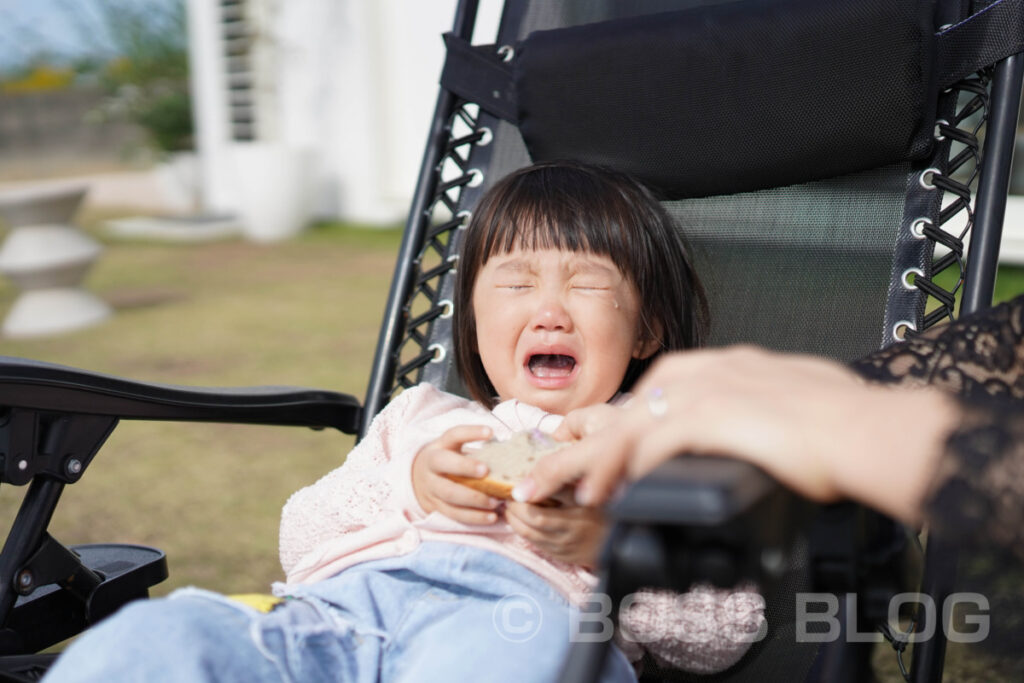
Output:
[666, 165, 919, 359]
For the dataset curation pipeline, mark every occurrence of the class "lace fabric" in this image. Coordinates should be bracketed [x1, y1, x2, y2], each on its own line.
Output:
[852, 294, 1024, 402]
[853, 294, 1024, 672]
[850, 294, 1024, 560]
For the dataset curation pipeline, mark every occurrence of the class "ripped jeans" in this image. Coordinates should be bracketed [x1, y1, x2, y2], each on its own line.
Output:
[42, 542, 636, 682]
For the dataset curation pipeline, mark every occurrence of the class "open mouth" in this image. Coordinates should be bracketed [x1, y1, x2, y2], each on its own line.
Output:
[527, 353, 577, 378]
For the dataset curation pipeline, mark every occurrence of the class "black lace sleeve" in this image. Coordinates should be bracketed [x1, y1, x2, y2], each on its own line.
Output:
[923, 401, 1024, 556]
[850, 294, 1024, 560]
[851, 294, 1024, 401]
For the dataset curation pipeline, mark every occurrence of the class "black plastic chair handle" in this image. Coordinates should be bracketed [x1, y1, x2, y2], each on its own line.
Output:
[0, 356, 361, 433]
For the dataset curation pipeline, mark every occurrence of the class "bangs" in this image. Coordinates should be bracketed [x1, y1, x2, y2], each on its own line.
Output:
[477, 168, 638, 264]
[481, 205, 618, 259]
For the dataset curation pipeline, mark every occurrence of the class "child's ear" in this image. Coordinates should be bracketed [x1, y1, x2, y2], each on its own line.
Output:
[633, 320, 663, 360]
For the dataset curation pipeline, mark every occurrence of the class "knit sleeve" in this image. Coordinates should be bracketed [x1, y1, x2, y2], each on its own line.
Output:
[278, 385, 427, 575]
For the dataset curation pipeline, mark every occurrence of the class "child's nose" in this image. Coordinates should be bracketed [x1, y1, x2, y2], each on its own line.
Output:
[531, 295, 572, 331]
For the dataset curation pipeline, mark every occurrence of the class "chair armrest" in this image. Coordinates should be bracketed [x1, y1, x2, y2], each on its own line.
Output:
[602, 456, 804, 592]
[611, 456, 780, 525]
[0, 356, 360, 433]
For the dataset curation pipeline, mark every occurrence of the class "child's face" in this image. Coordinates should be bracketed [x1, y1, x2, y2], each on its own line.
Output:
[472, 247, 656, 415]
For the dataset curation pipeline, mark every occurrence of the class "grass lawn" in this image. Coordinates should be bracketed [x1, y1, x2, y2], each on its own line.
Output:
[0, 216, 401, 595]
[992, 264, 1024, 303]
[929, 260, 1024, 314]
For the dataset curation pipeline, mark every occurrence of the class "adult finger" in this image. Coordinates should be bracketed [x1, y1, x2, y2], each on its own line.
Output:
[536, 428, 633, 507]
[552, 404, 621, 442]
[512, 439, 592, 503]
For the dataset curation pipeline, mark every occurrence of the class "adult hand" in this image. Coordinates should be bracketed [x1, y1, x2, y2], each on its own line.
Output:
[515, 347, 958, 524]
[412, 425, 502, 525]
[510, 402, 630, 503]
[505, 501, 606, 568]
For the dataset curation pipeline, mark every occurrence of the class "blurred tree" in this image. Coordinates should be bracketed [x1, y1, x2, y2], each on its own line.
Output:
[91, 0, 193, 153]
[0, 1, 194, 154]
[0, 64, 75, 94]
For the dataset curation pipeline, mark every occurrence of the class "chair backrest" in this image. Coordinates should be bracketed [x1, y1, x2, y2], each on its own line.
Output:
[363, 0, 1022, 423]
[359, 0, 1023, 680]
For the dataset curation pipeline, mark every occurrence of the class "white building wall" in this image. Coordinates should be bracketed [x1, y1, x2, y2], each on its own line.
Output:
[187, 0, 502, 227]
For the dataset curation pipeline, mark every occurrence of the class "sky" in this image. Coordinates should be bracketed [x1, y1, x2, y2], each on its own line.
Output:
[0, 0, 172, 69]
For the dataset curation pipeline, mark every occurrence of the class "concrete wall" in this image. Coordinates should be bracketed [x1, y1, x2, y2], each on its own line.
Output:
[0, 88, 145, 178]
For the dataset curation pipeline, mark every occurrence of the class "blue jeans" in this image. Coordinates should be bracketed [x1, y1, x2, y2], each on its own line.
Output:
[43, 542, 636, 682]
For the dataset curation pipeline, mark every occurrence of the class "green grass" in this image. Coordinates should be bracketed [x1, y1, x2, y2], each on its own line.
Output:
[926, 262, 1024, 313]
[994, 264, 1024, 303]
[0, 217, 401, 594]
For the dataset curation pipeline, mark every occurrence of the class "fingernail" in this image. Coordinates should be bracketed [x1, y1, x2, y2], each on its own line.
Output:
[511, 479, 535, 502]
[488, 497, 501, 508]
[476, 464, 487, 477]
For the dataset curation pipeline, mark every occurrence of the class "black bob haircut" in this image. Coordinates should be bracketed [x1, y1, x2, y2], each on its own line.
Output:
[454, 160, 709, 408]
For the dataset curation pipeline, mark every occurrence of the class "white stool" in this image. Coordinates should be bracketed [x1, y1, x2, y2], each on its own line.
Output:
[0, 184, 111, 338]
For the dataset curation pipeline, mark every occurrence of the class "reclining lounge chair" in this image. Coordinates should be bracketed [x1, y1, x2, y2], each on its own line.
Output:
[1, 0, 1022, 681]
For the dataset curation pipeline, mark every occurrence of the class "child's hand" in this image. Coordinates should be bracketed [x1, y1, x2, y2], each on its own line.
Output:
[412, 425, 501, 525]
[505, 501, 606, 568]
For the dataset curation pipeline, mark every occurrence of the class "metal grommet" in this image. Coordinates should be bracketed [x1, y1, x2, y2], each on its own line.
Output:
[902, 268, 924, 290]
[446, 253, 459, 273]
[933, 119, 948, 141]
[893, 320, 917, 342]
[456, 210, 472, 229]
[438, 299, 454, 319]
[428, 343, 447, 363]
[497, 45, 515, 62]
[919, 167, 941, 190]
[910, 217, 932, 239]
[476, 127, 493, 146]
[466, 169, 484, 188]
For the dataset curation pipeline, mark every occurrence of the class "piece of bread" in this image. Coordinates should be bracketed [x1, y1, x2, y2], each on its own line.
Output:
[447, 429, 568, 503]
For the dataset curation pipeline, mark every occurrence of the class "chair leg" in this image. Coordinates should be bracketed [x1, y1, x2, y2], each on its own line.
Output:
[559, 639, 615, 683]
